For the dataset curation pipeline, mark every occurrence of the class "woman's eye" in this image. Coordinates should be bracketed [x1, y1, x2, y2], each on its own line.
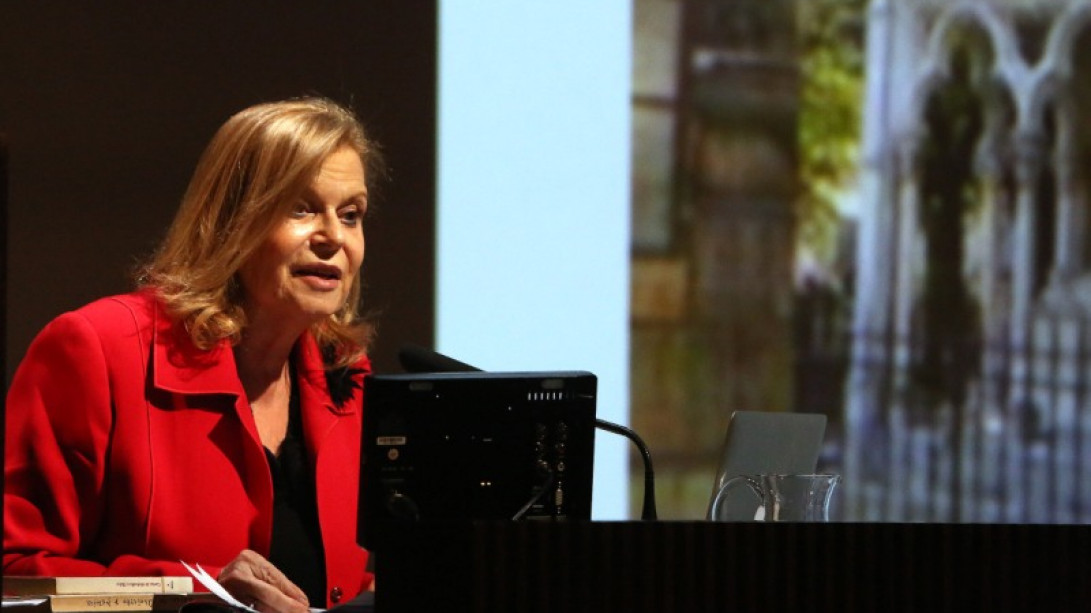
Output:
[340, 208, 363, 226]
[290, 203, 311, 219]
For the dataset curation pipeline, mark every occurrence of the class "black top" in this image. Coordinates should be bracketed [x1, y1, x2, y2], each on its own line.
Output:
[264, 372, 327, 606]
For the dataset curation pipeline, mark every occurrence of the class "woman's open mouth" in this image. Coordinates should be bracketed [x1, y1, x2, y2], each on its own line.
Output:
[292, 263, 343, 289]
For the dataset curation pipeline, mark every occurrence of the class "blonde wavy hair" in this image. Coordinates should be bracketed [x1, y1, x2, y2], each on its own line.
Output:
[139, 97, 382, 368]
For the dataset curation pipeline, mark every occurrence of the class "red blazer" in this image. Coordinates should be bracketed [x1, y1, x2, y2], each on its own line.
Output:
[4, 291, 373, 607]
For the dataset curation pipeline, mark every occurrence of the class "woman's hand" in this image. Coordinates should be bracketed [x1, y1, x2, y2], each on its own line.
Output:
[217, 549, 310, 613]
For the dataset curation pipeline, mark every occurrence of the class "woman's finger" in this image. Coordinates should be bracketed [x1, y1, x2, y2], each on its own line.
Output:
[219, 550, 310, 613]
[250, 556, 308, 605]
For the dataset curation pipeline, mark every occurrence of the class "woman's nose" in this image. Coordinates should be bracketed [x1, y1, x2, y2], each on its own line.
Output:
[311, 212, 344, 252]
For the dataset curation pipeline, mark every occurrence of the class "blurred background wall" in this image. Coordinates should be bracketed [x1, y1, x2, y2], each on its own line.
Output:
[632, 0, 1091, 523]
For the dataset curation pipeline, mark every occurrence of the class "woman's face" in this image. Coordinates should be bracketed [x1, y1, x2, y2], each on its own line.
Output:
[238, 146, 367, 331]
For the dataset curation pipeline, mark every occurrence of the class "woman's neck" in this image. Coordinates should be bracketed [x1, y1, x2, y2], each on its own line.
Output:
[234, 321, 306, 453]
[235, 337, 290, 387]
[233, 312, 307, 394]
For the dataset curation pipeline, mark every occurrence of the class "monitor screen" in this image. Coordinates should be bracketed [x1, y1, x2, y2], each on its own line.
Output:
[358, 371, 597, 551]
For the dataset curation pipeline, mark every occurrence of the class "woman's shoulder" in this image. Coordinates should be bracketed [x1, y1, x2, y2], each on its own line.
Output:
[48, 290, 161, 338]
[17, 291, 162, 375]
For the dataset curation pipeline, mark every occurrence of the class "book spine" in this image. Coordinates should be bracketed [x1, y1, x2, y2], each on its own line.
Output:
[63, 580, 165, 595]
[3, 577, 195, 596]
[47, 594, 194, 612]
[50, 595, 155, 612]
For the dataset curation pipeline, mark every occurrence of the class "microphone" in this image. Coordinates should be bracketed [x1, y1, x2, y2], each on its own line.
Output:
[397, 343, 658, 520]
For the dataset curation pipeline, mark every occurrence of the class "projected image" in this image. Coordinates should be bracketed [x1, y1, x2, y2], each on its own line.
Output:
[631, 0, 1091, 522]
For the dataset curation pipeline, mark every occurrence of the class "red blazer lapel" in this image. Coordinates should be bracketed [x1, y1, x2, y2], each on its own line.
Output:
[147, 304, 274, 553]
[150, 308, 243, 397]
[295, 334, 372, 603]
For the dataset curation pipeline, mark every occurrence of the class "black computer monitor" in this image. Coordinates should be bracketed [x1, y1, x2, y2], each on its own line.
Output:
[357, 371, 597, 551]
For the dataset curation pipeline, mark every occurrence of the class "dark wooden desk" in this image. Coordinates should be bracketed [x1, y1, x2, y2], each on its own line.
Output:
[373, 520, 1091, 613]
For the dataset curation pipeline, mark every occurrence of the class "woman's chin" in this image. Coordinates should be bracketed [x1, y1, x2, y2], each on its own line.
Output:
[297, 301, 343, 323]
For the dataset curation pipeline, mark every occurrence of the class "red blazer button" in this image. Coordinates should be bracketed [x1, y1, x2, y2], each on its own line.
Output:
[330, 587, 343, 604]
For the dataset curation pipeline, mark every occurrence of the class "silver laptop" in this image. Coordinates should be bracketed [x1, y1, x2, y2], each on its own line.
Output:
[705, 410, 827, 520]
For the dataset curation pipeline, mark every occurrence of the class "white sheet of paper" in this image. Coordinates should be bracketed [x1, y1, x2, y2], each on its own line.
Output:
[181, 560, 259, 613]
[2, 599, 48, 608]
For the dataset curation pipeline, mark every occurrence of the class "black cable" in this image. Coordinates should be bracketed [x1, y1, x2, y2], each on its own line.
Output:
[512, 464, 555, 520]
[595, 418, 657, 520]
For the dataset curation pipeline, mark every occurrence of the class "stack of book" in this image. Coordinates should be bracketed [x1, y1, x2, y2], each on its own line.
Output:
[2, 576, 211, 612]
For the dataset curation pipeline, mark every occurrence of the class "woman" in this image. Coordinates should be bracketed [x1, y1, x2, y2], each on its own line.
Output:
[4, 98, 382, 612]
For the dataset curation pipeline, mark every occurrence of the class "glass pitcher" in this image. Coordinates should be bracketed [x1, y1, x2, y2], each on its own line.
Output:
[709, 473, 841, 522]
